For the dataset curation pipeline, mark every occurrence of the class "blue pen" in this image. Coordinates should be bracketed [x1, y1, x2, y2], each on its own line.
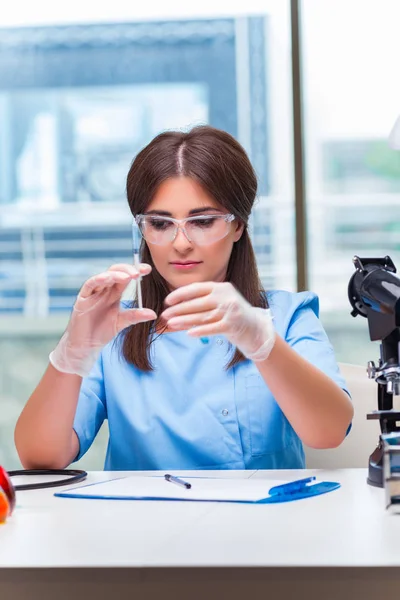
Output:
[268, 476, 316, 497]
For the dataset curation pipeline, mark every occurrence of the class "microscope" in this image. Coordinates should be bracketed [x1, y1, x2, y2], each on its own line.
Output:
[348, 255, 400, 488]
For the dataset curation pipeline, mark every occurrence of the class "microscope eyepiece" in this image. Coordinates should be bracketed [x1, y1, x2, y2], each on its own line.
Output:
[348, 255, 400, 340]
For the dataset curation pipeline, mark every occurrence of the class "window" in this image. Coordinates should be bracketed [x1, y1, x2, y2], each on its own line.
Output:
[0, 2, 295, 468]
[302, 0, 400, 365]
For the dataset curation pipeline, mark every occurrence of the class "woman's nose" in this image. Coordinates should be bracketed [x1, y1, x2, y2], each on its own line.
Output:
[172, 226, 192, 251]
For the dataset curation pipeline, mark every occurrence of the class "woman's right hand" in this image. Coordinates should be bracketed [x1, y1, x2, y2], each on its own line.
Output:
[49, 263, 156, 377]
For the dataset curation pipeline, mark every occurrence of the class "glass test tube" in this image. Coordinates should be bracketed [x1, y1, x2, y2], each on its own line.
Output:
[132, 221, 143, 310]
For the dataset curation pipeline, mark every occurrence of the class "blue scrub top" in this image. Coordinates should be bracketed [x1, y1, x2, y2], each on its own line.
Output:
[73, 290, 350, 471]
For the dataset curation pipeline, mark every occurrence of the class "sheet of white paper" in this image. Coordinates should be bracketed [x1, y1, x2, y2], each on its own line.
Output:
[57, 475, 292, 502]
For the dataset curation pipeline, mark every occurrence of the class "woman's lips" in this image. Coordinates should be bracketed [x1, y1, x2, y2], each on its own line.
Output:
[170, 262, 202, 270]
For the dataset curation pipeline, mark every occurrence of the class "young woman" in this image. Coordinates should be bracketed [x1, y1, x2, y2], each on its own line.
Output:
[15, 125, 353, 471]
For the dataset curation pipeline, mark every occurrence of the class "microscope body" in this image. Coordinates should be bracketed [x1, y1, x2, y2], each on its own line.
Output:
[348, 256, 400, 487]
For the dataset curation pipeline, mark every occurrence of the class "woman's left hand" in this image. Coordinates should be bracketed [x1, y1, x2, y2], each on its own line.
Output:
[161, 282, 276, 361]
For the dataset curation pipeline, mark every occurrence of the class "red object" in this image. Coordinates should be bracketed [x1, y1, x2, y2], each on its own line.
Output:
[0, 466, 16, 515]
[0, 489, 10, 522]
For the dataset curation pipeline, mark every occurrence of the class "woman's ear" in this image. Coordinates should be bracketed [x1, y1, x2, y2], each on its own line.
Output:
[233, 220, 245, 242]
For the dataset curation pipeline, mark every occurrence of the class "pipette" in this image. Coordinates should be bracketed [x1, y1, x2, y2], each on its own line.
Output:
[132, 220, 143, 310]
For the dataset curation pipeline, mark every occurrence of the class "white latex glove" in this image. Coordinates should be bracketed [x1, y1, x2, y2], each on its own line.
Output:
[161, 282, 275, 362]
[49, 264, 156, 377]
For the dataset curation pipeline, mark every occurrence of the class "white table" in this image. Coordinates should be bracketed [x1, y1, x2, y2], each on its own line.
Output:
[1, 468, 400, 600]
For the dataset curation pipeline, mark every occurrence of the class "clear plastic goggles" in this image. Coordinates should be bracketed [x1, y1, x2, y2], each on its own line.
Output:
[135, 213, 235, 246]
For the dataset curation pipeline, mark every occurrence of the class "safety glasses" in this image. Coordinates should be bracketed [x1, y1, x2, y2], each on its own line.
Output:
[135, 213, 235, 246]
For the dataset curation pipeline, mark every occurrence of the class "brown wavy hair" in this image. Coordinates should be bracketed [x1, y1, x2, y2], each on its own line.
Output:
[123, 125, 267, 371]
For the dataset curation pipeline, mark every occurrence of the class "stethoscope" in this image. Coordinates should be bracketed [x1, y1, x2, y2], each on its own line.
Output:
[6, 468, 87, 491]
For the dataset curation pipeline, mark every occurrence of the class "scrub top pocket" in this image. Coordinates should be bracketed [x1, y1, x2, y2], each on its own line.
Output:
[245, 373, 289, 457]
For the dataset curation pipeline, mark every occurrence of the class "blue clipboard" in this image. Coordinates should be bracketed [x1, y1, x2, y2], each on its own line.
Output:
[54, 475, 340, 504]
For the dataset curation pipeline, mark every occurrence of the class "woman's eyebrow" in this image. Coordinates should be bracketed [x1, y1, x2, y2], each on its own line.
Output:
[145, 207, 223, 216]
[189, 207, 223, 215]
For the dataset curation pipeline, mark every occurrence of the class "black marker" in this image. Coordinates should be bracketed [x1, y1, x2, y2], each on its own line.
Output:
[164, 474, 192, 489]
